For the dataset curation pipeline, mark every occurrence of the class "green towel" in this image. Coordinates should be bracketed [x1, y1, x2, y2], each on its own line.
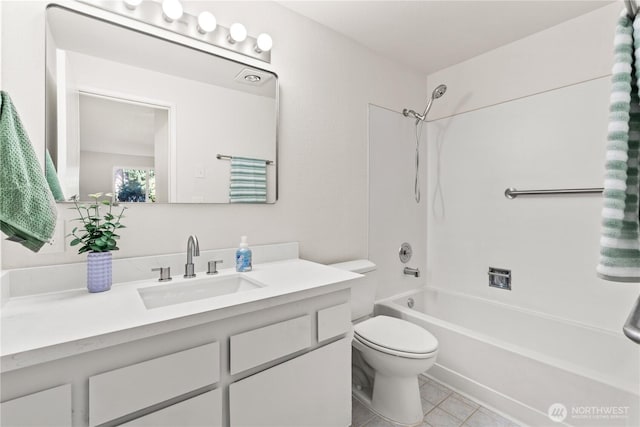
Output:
[0, 91, 57, 252]
[45, 149, 65, 202]
[229, 156, 267, 203]
[598, 11, 640, 281]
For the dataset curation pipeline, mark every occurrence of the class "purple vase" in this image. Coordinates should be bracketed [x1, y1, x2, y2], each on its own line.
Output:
[87, 252, 112, 293]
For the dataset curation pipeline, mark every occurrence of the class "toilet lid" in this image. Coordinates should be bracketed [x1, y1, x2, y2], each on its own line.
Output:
[354, 316, 438, 355]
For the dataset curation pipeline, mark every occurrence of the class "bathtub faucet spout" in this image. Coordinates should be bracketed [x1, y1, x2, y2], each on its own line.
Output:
[403, 267, 420, 277]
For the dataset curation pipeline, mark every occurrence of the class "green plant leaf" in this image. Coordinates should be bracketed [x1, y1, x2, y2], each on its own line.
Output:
[68, 189, 126, 254]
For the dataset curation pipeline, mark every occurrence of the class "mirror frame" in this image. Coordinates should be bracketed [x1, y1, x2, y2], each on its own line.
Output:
[45, 2, 279, 204]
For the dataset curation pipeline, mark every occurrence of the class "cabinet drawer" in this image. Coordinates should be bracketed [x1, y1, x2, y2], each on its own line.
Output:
[90, 342, 219, 426]
[120, 389, 222, 427]
[317, 302, 351, 342]
[230, 315, 311, 374]
[229, 338, 351, 426]
[0, 384, 71, 427]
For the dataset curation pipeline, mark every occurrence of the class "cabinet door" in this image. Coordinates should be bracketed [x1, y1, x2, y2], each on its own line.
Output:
[120, 389, 221, 426]
[0, 384, 71, 427]
[229, 338, 351, 427]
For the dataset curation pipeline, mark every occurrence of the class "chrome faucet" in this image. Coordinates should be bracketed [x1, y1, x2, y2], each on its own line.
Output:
[184, 235, 200, 278]
[403, 266, 420, 278]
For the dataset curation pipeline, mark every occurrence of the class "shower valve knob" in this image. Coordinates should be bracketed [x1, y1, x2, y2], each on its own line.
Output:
[399, 242, 413, 263]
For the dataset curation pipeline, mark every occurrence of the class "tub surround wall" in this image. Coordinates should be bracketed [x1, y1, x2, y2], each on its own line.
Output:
[0, 0, 426, 269]
[425, 2, 640, 333]
[368, 105, 428, 299]
[426, 3, 619, 122]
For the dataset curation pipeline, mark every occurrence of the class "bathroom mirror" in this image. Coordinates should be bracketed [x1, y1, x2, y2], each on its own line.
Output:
[45, 5, 278, 204]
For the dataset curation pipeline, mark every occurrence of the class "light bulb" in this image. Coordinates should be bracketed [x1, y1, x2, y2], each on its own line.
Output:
[255, 33, 273, 53]
[228, 23, 247, 43]
[197, 11, 217, 34]
[162, 0, 183, 22]
[123, 0, 142, 10]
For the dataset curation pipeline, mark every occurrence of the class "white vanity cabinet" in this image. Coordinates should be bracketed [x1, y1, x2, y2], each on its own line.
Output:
[0, 289, 353, 427]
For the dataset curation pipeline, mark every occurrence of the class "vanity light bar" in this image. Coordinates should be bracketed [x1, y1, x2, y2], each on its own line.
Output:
[79, 0, 272, 63]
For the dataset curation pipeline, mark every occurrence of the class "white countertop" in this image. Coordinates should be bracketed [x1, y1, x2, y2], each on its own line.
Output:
[1, 259, 360, 372]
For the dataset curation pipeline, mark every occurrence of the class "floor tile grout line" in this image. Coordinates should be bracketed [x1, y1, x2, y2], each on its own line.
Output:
[459, 407, 481, 426]
[432, 393, 480, 424]
[432, 401, 476, 425]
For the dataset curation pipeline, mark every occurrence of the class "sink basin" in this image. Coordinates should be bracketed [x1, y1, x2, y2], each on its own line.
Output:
[138, 274, 265, 309]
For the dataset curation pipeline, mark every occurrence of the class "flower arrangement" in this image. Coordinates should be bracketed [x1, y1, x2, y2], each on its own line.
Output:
[68, 193, 127, 254]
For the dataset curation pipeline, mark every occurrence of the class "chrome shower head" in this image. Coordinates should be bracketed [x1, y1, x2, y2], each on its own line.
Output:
[417, 83, 447, 122]
[402, 83, 447, 123]
[432, 84, 447, 99]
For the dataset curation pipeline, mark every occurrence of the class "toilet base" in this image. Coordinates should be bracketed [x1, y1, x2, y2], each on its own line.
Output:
[353, 382, 424, 427]
[372, 373, 424, 425]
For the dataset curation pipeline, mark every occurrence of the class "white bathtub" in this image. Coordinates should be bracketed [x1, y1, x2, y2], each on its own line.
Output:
[375, 287, 640, 427]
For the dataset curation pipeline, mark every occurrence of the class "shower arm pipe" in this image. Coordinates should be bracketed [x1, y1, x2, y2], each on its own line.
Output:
[504, 187, 604, 199]
[626, 0, 638, 18]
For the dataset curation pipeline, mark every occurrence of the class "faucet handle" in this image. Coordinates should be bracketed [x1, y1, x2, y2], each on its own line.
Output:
[207, 260, 223, 275]
[152, 267, 172, 282]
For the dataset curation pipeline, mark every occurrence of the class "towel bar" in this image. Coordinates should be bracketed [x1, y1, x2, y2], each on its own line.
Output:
[504, 187, 603, 199]
[216, 154, 274, 165]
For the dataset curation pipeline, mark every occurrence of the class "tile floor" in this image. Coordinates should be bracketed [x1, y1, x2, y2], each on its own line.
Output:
[352, 375, 521, 427]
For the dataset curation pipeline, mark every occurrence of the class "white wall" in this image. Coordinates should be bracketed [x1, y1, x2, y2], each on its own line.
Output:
[425, 3, 640, 332]
[0, 1, 426, 268]
[368, 105, 428, 299]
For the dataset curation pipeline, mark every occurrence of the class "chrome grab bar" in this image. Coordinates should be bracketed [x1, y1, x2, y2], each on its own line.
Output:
[504, 187, 603, 199]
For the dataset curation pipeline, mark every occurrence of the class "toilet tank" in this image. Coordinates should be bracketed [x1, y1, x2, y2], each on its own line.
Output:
[329, 260, 377, 321]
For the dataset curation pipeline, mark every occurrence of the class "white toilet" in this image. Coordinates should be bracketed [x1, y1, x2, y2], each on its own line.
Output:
[330, 260, 438, 426]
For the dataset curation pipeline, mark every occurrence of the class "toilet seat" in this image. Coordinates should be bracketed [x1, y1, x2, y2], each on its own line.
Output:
[354, 315, 438, 359]
[354, 334, 437, 359]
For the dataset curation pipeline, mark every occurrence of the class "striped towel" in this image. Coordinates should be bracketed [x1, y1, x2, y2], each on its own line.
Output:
[229, 157, 267, 203]
[597, 10, 640, 281]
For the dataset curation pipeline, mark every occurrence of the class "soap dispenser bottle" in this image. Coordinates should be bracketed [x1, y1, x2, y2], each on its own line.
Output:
[236, 236, 252, 272]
